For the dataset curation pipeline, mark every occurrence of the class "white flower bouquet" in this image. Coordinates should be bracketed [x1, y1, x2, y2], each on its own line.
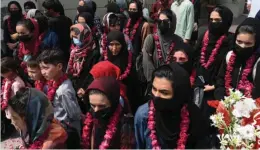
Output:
[208, 89, 260, 149]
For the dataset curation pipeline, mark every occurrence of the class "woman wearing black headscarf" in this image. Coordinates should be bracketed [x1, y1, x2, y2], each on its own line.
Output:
[78, 12, 94, 28]
[124, 0, 150, 59]
[215, 18, 260, 100]
[193, 6, 234, 148]
[142, 9, 184, 82]
[100, 30, 141, 113]
[3, 1, 25, 57]
[172, 43, 196, 86]
[81, 77, 134, 149]
[4, 88, 67, 149]
[135, 63, 207, 149]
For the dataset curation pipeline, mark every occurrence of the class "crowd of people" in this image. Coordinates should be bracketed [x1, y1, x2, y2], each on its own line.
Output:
[1, 0, 260, 149]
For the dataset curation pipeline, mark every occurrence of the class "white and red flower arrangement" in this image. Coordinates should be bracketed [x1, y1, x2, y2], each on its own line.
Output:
[208, 89, 260, 149]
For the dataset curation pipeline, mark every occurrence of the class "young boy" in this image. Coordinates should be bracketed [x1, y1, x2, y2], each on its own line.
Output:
[27, 58, 48, 93]
[36, 50, 82, 149]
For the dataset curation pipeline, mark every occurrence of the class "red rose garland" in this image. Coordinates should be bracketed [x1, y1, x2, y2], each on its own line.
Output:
[153, 33, 175, 64]
[81, 104, 122, 149]
[101, 33, 108, 60]
[34, 79, 46, 92]
[123, 18, 142, 41]
[19, 126, 51, 149]
[46, 74, 68, 102]
[104, 51, 133, 81]
[225, 52, 256, 97]
[148, 100, 190, 149]
[1, 79, 15, 110]
[200, 30, 226, 69]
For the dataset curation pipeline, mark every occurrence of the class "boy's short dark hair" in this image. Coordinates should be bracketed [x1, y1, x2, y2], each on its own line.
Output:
[37, 50, 65, 67]
[27, 58, 40, 69]
[1, 57, 19, 74]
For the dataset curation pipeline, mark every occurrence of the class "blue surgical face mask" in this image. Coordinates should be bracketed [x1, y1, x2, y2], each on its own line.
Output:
[73, 38, 82, 46]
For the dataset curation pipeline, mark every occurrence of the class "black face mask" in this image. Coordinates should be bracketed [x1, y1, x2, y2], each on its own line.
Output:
[234, 44, 255, 60]
[158, 20, 171, 35]
[208, 22, 225, 35]
[177, 62, 192, 75]
[18, 34, 33, 42]
[10, 10, 21, 17]
[153, 95, 176, 112]
[128, 11, 140, 21]
[90, 107, 111, 120]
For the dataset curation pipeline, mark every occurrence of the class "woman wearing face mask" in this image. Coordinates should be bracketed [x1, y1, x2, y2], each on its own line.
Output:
[4, 88, 67, 149]
[172, 43, 196, 86]
[135, 63, 207, 149]
[124, 0, 150, 59]
[142, 9, 184, 82]
[215, 18, 260, 100]
[193, 6, 233, 148]
[193, 6, 233, 94]
[81, 77, 134, 149]
[100, 13, 133, 56]
[16, 18, 40, 71]
[101, 30, 140, 113]
[67, 23, 100, 109]
[3, 1, 25, 57]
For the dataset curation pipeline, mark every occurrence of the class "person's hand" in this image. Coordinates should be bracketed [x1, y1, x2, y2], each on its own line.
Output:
[184, 39, 189, 44]
[157, 8, 162, 14]
[204, 85, 215, 92]
[247, 4, 251, 11]
[193, 22, 198, 31]
[11, 33, 18, 40]
[7, 42, 17, 50]
[77, 88, 86, 98]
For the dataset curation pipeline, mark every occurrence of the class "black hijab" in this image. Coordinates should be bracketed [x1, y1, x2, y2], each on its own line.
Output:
[77, 5, 94, 17]
[233, 18, 260, 54]
[78, 12, 94, 28]
[107, 30, 129, 74]
[153, 63, 192, 148]
[174, 43, 194, 75]
[8, 1, 23, 21]
[208, 5, 233, 36]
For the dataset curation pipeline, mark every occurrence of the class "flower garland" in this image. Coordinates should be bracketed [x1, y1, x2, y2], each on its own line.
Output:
[81, 104, 122, 149]
[101, 33, 108, 60]
[1, 79, 15, 110]
[104, 51, 133, 81]
[153, 33, 175, 64]
[20, 125, 51, 149]
[200, 30, 226, 69]
[148, 100, 190, 149]
[225, 52, 256, 98]
[46, 74, 68, 102]
[34, 79, 46, 92]
[123, 18, 142, 41]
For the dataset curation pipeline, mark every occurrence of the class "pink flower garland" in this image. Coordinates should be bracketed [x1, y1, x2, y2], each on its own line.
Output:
[101, 33, 108, 60]
[104, 51, 133, 81]
[34, 79, 46, 92]
[200, 30, 226, 69]
[225, 52, 256, 97]
[153, 33, 175, 64]
[123, 18, 142, 41]
[148, 100, 190, 149]
[1, 79, 15, 110]
[46, 74, 68, 102]
[20, 125, 51, 149]
[81, 104, 123, 149]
